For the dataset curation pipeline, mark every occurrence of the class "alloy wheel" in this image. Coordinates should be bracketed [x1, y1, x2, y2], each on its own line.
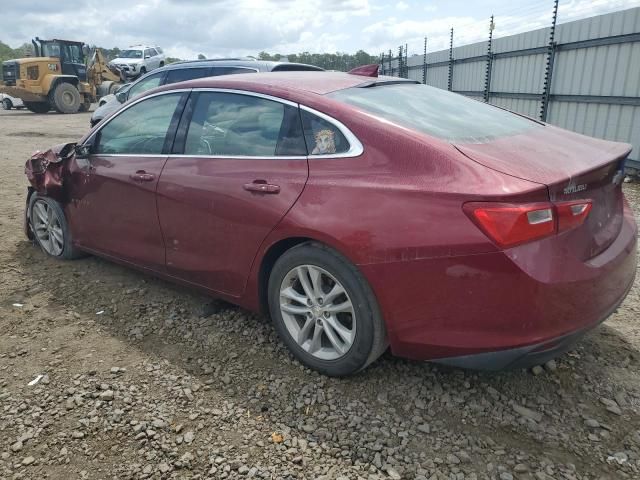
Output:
[32, 200, 64, 256]
[279, 265, 356, 360]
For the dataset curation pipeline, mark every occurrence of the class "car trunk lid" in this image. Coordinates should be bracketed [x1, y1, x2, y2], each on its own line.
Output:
[455, 125, 631, 258]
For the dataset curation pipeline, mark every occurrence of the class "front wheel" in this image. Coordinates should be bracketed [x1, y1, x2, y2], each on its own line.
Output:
[29, 195, 85, 259]
[2, 98, 12, 110]
[51, 82, 81, 113]
[268, 243, 387, 376]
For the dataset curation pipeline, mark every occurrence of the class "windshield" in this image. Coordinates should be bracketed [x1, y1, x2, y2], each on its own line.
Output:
[41, 43, 61, 57]
[119, 50, 143, 59]
[328, 83, 539, 143]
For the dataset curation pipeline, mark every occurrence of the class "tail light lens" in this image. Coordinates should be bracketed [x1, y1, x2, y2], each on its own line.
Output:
[464, 200, 592, 248]
[556, 200, 592, 232]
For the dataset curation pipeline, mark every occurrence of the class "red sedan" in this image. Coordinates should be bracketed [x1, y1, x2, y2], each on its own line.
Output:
[25, 69, 637, 376]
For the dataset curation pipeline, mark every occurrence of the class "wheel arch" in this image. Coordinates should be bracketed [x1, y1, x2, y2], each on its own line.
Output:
[46, 75, 80, 94]
[253, 232, 357, 316]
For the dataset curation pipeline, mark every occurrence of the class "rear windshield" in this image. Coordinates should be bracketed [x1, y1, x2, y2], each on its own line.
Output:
[328, 83, 539, 143]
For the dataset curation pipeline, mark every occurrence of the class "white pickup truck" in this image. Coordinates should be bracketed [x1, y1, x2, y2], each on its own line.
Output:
[1, 93, 24, 110]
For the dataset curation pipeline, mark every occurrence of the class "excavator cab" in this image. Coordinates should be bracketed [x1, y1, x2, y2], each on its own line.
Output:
[33, 38, 88, 82]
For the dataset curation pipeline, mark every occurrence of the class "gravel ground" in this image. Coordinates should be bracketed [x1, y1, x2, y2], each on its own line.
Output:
[0, 108, 639, 480]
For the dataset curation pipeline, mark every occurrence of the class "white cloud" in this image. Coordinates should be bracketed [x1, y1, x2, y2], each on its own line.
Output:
[1, 0, 637, 60]
[1, 0, 372, 59]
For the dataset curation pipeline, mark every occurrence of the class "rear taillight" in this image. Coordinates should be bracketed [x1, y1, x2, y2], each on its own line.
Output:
[464, 200, 592, 248]
[556, 200, 592, 232]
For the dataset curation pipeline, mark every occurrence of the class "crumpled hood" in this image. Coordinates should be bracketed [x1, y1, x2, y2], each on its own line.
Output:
[25, 142, 76, 200]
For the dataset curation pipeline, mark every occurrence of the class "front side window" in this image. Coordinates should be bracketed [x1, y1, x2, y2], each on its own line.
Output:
[165, 68, 211, 84]
[128, 72, 164, 99]
[144, 49, 152, 58]
[184, 92, 305, 157]
[300, 110, 350, 155]
[94, 93, 182, 155]
[328, 83, 539, 143]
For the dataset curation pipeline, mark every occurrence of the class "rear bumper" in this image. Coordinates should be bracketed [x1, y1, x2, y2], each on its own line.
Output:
[361, 202, 638, 367]
[431, 274, 634, 370]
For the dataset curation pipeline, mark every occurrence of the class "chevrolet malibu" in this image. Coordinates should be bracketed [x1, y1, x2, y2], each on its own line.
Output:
[24, 69, 637, 376]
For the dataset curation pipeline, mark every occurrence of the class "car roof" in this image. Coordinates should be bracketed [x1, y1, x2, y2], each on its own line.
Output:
[168, 71, 416, 95]
[159, 58, 323, 72]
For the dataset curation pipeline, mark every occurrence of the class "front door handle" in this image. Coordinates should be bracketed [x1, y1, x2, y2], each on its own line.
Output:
[130, 170, 155, 182]
[243, 181, 280, 194]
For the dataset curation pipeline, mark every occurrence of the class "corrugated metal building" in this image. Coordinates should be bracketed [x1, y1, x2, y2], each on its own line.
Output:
[383, 7, 640, 169]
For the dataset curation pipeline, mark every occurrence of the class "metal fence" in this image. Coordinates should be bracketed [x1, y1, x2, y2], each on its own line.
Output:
[380, 5, 640, 172]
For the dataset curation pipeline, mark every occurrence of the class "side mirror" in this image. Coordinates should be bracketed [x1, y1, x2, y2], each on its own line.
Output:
[74, 144, 91, 158]
[116, 91, 128, 103]
[144, 55, 151, 59]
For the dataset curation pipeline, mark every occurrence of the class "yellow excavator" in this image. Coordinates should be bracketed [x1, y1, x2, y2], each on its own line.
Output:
[0, 37, 123, 114]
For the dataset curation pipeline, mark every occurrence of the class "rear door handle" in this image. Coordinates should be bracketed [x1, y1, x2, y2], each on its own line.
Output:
[243, 181, 280, 194]
[130, 171, 155, 182]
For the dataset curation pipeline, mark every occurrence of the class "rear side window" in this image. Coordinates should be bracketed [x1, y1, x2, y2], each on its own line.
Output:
[128, 72, 164, 99]
[210, 67, 256, 76]
[184, 92, 305, 157]
[165, 68, 210, 84]
[271, 64, 323, 72]
[301, 110, 349, 155]
[328, 83, 538, 143]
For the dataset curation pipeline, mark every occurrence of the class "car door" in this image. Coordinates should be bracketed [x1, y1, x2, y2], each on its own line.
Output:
[67, 91, 187, 271]
[156, 90, 309, 296]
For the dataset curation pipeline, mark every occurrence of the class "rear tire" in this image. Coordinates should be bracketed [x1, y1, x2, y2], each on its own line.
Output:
[24, 102, 50, 113]
[2, 98, 12, 110]
[28, 195, 85, 260]
[268, 242, 387, 376]
[51, 82, 81, 114]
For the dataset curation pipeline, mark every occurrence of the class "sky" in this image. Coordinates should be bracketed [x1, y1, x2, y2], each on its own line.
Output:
[2, 0, 639, 60]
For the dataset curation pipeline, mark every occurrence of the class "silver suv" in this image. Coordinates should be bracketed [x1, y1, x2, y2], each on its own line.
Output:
[109, 46, 166, 79]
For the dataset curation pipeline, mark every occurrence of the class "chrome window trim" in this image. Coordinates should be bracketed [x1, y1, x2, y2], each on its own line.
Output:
[86, 88, 365, 160]
[299, 105, 364, 159]
[168, 154, 308, 160]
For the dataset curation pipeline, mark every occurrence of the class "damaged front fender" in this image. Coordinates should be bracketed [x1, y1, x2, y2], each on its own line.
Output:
[24, 142, 76, 203]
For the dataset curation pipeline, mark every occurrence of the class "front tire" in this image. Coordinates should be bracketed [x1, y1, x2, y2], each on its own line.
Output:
[51, 82, 81, 113]
[2, 98, 12, 110]
[268, 243, 387, 376]
[29, 195, 85, 260]
[24, 102, 50, 113]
